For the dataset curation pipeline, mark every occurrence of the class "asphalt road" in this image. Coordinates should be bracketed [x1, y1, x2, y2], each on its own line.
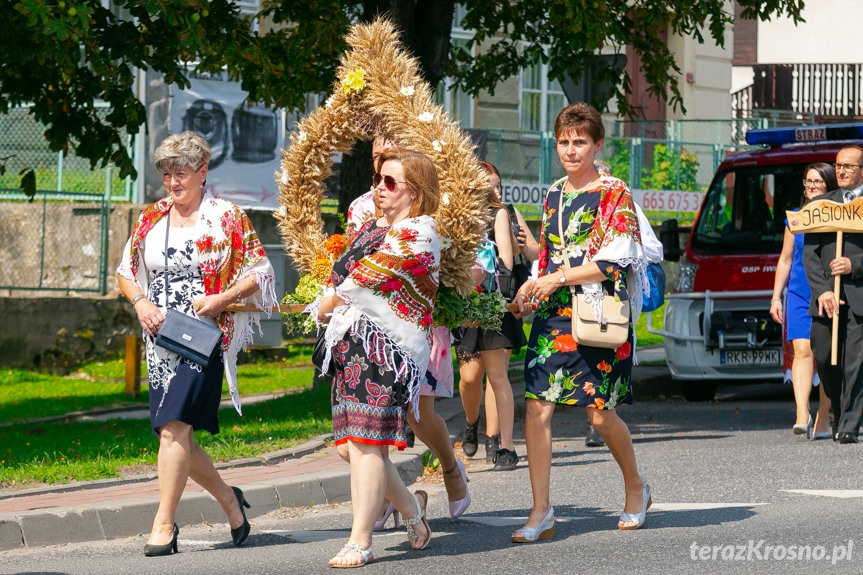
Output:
[3, 381, 863, 575]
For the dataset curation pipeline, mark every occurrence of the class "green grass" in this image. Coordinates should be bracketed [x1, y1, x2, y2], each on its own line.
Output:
[0, 349, 317, 424]
[0, 167, 126, 196]
[635, 304, 665, 347]
[0, 385, 332, 488]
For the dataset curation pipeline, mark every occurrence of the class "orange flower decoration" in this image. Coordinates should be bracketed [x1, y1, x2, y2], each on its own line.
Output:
[593, 398, 606, 409]
[583, 381, 596, 396]
[325, 234, 348, 257]
[552, 334, 578, 352]
[558, 307, 572, 317]
[597, 361, 612, 373]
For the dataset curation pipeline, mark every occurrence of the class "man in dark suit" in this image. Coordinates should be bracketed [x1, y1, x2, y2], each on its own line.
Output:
[804, 145, 863, 443]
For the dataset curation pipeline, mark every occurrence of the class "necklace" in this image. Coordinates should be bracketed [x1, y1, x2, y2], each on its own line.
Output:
[170, 206, 198, 228]
[565, 172, 601, 194]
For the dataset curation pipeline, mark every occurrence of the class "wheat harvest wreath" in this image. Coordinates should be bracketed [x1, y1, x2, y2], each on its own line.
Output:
[273, 17, 490, 297]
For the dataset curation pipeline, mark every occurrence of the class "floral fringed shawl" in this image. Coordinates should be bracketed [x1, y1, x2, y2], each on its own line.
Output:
[540, 175, 649, 327]
[117, 192, 277, 414]
[321, 216, 440, 420]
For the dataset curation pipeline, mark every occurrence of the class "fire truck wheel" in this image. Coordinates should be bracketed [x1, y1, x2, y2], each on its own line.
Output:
[682, 382, 718, 402]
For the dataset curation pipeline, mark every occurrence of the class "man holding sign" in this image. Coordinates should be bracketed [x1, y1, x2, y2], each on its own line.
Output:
[802, 146, 863, 444]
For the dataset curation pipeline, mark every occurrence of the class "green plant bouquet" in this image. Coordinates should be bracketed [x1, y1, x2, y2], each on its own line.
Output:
[433, 286, 507, 332]
[281, 274, 324, 336]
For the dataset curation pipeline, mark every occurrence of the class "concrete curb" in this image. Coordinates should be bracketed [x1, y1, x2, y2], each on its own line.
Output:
[0, 434, 333, 503]
[0, 446, 425, 551]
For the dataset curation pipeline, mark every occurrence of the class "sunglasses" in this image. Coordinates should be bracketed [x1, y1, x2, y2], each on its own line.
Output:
[373, 173, 406, 191]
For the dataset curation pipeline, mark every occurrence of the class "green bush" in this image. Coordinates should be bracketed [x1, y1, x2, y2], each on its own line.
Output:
[642, 144, 700, 192]
[609, 139, 631, 182]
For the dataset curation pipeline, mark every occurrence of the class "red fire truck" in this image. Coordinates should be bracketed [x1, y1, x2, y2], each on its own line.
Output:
[650, 123, 863, 401]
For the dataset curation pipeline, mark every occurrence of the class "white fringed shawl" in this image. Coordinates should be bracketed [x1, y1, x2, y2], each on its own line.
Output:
[320, 216, 440, 420]
[117, 192, 277, 414]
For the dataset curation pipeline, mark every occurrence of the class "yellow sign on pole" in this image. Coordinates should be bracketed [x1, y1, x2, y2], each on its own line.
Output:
[786, 197, 863, 365]
[786, 197, 863, 234]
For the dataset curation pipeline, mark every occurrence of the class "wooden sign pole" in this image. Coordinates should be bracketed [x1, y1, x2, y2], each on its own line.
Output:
[786, 198, 863, 367]
[832, 231, 843, 366]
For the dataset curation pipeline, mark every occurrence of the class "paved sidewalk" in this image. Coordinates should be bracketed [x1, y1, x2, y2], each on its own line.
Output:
[0, 347, 667, 551]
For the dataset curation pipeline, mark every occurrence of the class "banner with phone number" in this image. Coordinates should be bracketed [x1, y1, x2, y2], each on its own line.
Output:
[503, 182, 703, 214]
[631, 189, 704, 213]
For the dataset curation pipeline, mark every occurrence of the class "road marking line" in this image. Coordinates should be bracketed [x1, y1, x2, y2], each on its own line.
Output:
[650, 503, 767, 511]
[461, 515, 592, 526]
[781, 489, 863, 498]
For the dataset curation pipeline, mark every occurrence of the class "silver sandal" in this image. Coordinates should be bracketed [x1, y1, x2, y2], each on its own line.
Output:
[403, 490, 431, 550]
[329, 541, 373, 568]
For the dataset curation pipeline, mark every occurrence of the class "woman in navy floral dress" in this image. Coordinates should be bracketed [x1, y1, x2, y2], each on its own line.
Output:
[513, 103, 652, 542]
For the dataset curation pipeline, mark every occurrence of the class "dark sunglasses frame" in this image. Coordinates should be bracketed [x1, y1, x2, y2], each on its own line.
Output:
[373, 173, 405, 191]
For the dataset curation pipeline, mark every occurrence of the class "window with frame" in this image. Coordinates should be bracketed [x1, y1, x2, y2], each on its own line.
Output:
[434, 35, 475, 128]
[520, 61, 565, 132]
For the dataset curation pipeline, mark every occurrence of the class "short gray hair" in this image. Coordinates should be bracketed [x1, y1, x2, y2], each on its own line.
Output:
[154, 131, 211, 172]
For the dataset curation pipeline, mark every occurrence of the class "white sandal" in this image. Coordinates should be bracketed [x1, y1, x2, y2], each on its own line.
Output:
[329, 541, 373, 568]
[403, 490, 431, 550]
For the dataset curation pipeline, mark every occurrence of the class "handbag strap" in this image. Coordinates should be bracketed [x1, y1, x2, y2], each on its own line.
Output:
[556, 186, 577, 301]
[163, 210, 172, 310]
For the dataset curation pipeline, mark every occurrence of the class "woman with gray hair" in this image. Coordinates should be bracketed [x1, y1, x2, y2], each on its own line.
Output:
[117, 131, 277, 556]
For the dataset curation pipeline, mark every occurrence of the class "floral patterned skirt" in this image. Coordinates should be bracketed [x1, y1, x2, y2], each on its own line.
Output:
[523, 305, 633, 409]
[331, 329, 409, 449]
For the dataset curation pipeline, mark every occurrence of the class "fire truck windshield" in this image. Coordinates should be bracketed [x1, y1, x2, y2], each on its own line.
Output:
[691, 164, 808, 255]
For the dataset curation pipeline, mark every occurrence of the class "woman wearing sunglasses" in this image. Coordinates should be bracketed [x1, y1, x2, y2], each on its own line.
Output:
[314, 150, 440, 567]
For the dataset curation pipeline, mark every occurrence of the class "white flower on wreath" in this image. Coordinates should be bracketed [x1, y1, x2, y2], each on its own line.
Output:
[275, 205, 287, 219]
[440, 192, 450, 205]
[439, 237, 453, 249]
[279, 172, 290, 186]
[296, 132, 307, 144]
[325, 94, 337, 108]
[432, 140, 444, 152]
[418, 111, 434, 123]
[400, 85, 415, 96]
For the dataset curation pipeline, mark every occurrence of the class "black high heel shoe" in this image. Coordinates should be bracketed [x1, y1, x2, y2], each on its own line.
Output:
[144, 523, 179, 557]
[231, 486, 251, 546]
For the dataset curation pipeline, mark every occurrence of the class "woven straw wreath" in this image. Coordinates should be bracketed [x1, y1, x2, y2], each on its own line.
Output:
[274, 17, 490, 295]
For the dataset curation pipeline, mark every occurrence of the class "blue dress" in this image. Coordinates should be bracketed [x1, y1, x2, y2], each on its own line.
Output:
[785, 216, 812, 341]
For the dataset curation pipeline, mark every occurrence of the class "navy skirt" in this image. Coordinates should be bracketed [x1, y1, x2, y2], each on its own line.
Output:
[149, 354, 224, 437]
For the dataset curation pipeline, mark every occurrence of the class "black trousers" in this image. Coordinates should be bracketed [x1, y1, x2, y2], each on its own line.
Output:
[811, 310, 863, 435]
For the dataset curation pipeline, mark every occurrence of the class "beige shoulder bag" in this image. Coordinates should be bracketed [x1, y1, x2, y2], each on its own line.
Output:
[556, 185, 630, 349]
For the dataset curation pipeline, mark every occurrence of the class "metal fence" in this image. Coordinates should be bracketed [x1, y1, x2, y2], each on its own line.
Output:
[0, 105, 136, 294]
[0, 190, 112, 294]
[0, 105, 134, 202]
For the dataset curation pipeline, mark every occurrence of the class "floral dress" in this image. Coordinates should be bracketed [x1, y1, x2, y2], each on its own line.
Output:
[329, 221, 411, 448]
[143, 218, 223, 435]
[524, 179, 634, 409]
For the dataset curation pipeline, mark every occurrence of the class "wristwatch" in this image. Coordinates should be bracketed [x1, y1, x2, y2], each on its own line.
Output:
[559, 269, 567, 284]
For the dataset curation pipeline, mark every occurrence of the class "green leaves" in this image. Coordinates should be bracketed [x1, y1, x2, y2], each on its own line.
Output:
[19, 168, 36, 201]
[0, 0, 803, 182]
[454, 0, 804, 116]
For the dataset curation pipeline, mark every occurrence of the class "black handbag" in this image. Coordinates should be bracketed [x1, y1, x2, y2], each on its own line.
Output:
[154, 212, 223, 369]
[497, 205, 532, 300]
